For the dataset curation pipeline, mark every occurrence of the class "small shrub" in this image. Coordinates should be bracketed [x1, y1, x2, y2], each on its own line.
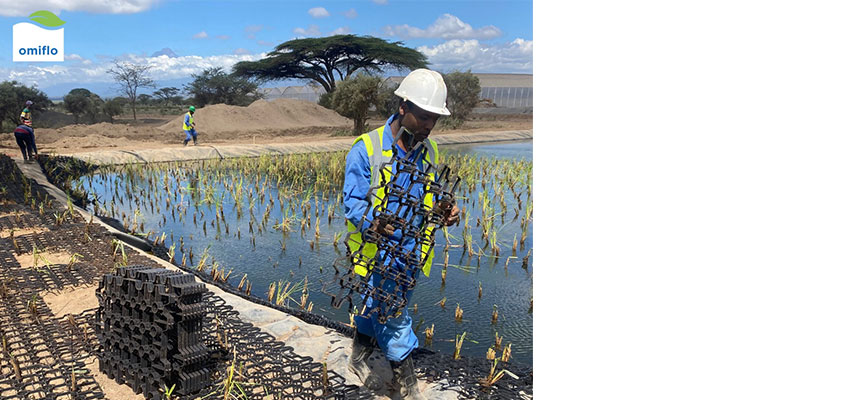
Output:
[442, 70, 481, 126]
[331, 74, 384, 135]
[317, 91, 334, 110]
[377, 80, 399, 118]
[436, 117, 464, 130]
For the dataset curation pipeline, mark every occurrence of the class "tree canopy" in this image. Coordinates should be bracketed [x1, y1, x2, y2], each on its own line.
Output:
[63, 88, 103, 123]
[137, 93, 153, 105]
[183, 67, 261, 107]
[102, 98, 125, 122]
[233, 35, 427, 93]
[443, 70, 481, 123]
[0, 81, 50, 128]
[107, 61, 155, 120]
[329, 74, 392, 135]
[153, 87, 181, 106]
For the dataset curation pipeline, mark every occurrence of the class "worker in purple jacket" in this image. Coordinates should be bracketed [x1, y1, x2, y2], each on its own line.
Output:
[13, 124, 37, 162]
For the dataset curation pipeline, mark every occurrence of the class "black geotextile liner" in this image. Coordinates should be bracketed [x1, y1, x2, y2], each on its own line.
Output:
[37, 153, 535, 399]
[0, 154, 53, 209]
[37, 154, 99, 209]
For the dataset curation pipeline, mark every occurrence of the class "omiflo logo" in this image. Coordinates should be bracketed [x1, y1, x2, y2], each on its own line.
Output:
[13, 11, 65, 62]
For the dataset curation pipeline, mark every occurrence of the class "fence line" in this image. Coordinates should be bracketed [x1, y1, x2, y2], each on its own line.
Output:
[264, 85, 534, 108]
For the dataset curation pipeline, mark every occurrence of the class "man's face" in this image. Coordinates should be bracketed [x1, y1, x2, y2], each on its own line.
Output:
[400, 102, 440, 143]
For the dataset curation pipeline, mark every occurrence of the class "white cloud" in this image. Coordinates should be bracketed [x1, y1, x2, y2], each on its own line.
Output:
[192, 31, 208, 39]
[308, 7, 330, 18]
[64, 53, 84, 61]
[328, 26, 351, 35]
[293, 25, 322, 37]
[233, 48, 251, 55]
[383, 14, 501, 40]
[257, 40, 275, 47]
[417, 38, 532, 73]
[0, 0, 159, 16]
[343, 8, 357, 19]
[0, 52, 266, 89]
[373, 0, 387, 4]
[216, 35, 230, 40]
[293, 25, 350, 37]
[245, 25, 262, 39]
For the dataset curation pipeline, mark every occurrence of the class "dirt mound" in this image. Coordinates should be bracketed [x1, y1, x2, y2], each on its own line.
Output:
[31, 122, 163, 144]
[158, 99, 351, 135]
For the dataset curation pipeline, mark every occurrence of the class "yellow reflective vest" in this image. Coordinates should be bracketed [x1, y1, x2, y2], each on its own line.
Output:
[346, 125, 439, 278]
[20, 109, 31, 126]
[183, 112, 194, 131]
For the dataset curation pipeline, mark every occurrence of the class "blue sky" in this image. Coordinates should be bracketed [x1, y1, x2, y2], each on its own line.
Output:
[0, 0, 533, 98]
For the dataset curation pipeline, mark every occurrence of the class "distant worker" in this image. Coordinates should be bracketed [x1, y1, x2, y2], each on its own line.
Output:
[13, 124, 37, 162]
[344, 69, 459, 399]
[183, 105, 197, 146]
[20, 100, 33, 127]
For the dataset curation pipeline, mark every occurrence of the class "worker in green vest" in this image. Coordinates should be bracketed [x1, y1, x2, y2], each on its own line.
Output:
[20, 100, 33, 127]
[344, 69, 459, 399]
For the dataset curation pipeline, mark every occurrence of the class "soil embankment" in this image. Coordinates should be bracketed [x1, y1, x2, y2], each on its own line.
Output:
[157, 98, 351, 135]
[0, 99, 532, 156]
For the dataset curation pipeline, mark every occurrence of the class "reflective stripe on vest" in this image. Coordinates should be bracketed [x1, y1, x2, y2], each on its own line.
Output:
[183, 112, 194, 131]
[346, 125, 438, 277]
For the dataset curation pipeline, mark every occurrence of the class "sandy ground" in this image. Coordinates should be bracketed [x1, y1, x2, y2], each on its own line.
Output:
[0, 99, 532, 156]
[42, 286, 145, 399]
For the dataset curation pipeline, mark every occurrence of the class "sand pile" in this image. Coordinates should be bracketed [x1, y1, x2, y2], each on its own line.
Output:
[28, 122, 162, 144]
[158, 98, 351, 135]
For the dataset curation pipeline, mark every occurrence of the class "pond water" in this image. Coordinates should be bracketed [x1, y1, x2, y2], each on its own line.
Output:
[76, 140, 533, 365]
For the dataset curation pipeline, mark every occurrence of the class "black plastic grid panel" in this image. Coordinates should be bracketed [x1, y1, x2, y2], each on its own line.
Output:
[325, 144, 461, 324]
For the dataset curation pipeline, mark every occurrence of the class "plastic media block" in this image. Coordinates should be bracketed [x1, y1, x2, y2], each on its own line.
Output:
[95, 266, 211, 398]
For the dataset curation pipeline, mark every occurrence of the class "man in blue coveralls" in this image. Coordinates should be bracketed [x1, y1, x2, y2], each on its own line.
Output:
[183, 105, 197, 146]
[343, 69, 460, 399]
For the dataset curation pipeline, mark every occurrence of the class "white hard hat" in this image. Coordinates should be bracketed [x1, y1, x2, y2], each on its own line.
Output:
[394, 69, 451, 116]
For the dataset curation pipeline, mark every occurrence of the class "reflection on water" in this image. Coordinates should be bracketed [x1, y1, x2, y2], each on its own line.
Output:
[443, 140, 532, 161]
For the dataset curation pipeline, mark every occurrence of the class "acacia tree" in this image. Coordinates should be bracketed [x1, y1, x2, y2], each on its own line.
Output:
[0, 81, 50, 128]
[63, 88, 103, 123]
[153, 87, 180, 105]
[103, 98, 126, 122]
[184, 67, 261, 107]
[107, 61, 155, 121]
[233, 35, 427, 94]
[137, 94, 153, 106]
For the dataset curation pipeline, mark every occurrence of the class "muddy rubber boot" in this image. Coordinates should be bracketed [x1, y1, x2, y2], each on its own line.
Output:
[391, 356, 426, 400]
[193, 137, 197, 146]
[348, 332, 382, 390]
[183, 139, 189, 146]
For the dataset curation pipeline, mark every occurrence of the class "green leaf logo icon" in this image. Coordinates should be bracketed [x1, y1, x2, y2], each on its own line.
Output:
[28, 10, 66, 28]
